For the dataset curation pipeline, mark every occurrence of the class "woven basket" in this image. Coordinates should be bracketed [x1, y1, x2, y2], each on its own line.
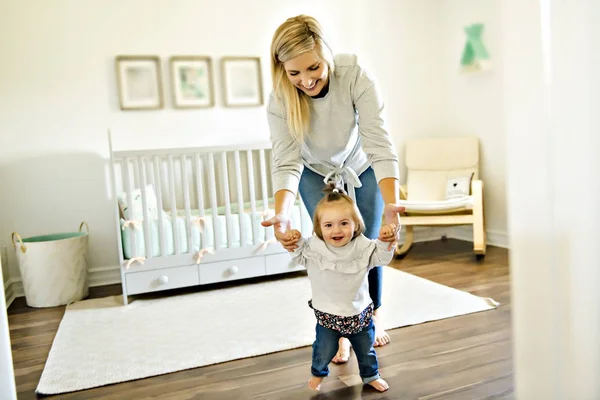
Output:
[11, 222, 89, 308]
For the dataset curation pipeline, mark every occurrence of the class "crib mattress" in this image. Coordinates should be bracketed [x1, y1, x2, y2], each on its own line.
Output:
[121, 203, 311, 259]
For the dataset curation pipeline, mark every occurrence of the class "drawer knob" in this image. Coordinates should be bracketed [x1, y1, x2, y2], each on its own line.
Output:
[228, 266, 239, 275]
[158, 275, 169, 285]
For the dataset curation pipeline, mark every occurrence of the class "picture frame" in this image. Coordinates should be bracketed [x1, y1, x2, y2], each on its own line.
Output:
[169, 56, 215, 108]
[115, 55, 163, 110]
[221, 56, 264, 107]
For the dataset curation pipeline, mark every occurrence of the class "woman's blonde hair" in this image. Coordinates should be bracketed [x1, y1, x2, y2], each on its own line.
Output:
[313, 183, 365, 241]
[270, 15, 334, 142]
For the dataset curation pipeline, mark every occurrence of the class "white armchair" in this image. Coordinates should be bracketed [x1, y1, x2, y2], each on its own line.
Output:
[396, 136, 486, 258]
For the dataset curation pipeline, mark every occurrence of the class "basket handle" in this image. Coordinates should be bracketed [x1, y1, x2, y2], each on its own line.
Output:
[11, 232, 26, 253]
[79, 222, 89, 233]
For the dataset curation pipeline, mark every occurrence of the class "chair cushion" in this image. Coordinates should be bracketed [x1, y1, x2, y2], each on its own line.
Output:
[406, 136, 479, 170]
[404, 136, 479, 201]
[407, 169, 476, 201]
[398, 196, 474, 212]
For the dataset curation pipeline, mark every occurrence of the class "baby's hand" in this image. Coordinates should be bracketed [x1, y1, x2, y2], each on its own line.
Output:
[378, 223, 398, 248]
[284, 229, 302, 242]
[379, 223, 397, 237]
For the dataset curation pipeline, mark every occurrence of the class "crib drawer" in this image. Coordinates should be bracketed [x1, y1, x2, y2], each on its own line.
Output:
[199, 257, 265, 284]
[265, 252, 305, 275]
[126, 265, 200, 295]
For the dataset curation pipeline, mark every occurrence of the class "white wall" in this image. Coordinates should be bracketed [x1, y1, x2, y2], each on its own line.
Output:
[0, 0, 450, 290]
[435, 0, 507, 245]
[0, 0, 366, 286]
[0, 0, 508, 292]
[358, 0, 445, 163]
[1, 246, 8, 292]
[363, 0, 508, 246]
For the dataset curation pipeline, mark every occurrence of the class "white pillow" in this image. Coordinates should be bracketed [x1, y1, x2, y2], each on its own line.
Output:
[117, 184, 160, 220]
[445, 174, 473, 200]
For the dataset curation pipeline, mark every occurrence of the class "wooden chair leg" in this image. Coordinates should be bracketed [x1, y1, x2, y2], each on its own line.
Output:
[472, 180, 486, 256]
[396, 225, 414, 256]
[473, 222, 486, 256]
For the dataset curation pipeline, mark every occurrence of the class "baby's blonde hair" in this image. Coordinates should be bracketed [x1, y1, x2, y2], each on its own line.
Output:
[313, 183, 365, 241]
[270, 15, 334, 142]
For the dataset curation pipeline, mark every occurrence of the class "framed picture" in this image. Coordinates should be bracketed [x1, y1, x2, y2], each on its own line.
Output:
[221, 56, 264, 107]
[115, 55, 163, 110]
[170, 56, 215, 108]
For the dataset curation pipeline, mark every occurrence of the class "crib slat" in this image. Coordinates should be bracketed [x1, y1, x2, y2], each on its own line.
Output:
[136, 157, 152, 259]
[233, 151, 246, 248]
[153, 156, 166, 257]
[193, 154, 205, 252]
[194, 154, 205, 218]
[146, 157, 155, 188]
[246, 150, 259, 245]
[267, 148, 273, 197]
[259, 149, 273, 241]
[167, 155, 180, 254]
[259, 149, 269, 212]
[110, 159, 125, 267]
[122, 157, 138, 258]
[220, 151, 234, 248]
[181, 154, 193, 255]
[207, 153, 220, 249]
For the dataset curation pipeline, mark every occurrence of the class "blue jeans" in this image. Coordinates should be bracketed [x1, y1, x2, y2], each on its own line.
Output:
[311, 320, 380, 383]
[298, 167, 384, 309]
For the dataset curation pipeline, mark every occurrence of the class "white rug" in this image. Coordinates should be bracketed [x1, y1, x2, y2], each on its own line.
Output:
[36, 267, 498, 395]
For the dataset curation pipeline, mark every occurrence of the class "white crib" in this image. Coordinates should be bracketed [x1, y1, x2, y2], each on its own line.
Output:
[108, 133, 313, 305]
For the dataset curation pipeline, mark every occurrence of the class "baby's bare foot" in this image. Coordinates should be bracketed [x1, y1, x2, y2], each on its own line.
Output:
[372, 313, 390, 347]
[368, 378, 389, 392]
[331, 337, 351, 363]
[308, 376, 323, 391]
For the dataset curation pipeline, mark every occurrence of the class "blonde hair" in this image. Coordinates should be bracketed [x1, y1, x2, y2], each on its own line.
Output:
[270, 15, 334, 142]
[313, 183, 365, 241]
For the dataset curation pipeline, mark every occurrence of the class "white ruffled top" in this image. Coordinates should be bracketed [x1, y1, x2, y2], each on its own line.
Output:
[291, 235, 394, 317]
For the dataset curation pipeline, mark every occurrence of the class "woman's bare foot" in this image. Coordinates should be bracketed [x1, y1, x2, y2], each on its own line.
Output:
[331, 337, 351, 364]
[372, 310, 390, 347]
[308, 376, 323, 391]
[367, 378, 389, 392]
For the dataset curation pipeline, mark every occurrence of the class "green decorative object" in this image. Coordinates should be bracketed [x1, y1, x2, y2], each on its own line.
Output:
[460, 23, 491, 72]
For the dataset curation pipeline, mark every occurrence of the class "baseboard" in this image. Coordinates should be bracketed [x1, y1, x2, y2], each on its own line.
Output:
[4, 279, 15, 309]
[5, 279, 23, 307]
[449, 226, 509, 248]
[87, 265, 122, 287]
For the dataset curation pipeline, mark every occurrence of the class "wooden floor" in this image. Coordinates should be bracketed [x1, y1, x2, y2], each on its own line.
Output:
[8, 239, 513, 399]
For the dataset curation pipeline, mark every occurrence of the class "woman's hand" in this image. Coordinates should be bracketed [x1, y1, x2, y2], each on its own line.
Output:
[383, 203, 405, 226]
[261, 214, 300, 251]
[381, 204, 405, 250]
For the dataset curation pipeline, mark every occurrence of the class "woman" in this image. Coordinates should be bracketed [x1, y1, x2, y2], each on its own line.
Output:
[261, 14, 404, 363]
